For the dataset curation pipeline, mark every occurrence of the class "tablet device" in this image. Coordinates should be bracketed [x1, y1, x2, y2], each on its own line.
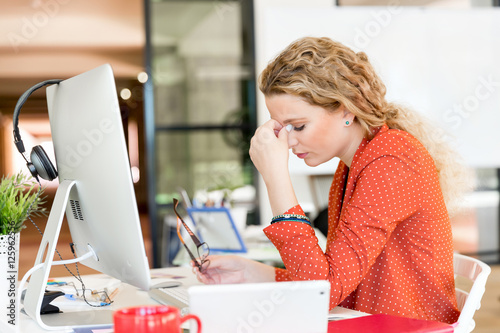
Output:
[188, 280, 330, 333]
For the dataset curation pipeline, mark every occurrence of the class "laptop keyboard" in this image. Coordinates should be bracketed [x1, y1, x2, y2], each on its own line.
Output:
[149, 285, 189, 310]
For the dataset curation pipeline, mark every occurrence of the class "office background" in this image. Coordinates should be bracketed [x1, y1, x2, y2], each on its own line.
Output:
[0, 0, 499, 330]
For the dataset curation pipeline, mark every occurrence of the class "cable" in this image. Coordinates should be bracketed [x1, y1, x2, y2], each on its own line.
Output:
[17, 250, 104, 314]
[27, 179, 79, 277]
[24, 178, 112, 308]
[67, 244, 112, 307]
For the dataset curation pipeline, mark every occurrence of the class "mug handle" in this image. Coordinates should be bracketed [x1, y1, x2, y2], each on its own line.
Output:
[180, 314, 202, 333]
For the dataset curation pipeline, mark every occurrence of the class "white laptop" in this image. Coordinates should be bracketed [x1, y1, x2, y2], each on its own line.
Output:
[187, 280, 330, 333]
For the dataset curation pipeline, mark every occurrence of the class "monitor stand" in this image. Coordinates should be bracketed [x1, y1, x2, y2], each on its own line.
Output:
[21, 180, 113, 331]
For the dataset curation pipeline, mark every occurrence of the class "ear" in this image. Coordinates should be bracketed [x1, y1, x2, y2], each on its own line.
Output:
[342, 107, 355, 126]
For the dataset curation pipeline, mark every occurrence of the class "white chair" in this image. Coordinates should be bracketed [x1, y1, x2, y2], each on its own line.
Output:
[452, 253, 491, 333]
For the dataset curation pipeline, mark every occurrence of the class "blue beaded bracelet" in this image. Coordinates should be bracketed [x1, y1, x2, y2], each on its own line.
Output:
[270, 218, 311, 226]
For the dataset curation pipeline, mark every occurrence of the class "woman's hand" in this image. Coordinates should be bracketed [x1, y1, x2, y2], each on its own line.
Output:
[192, 255, 275, 285]
[249, 119, 299, 215]
[249, 119, 290, 183]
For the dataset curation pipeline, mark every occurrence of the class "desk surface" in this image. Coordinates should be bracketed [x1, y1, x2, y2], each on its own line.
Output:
[11, 267, 366, 333]
[14, 267, 196, 333]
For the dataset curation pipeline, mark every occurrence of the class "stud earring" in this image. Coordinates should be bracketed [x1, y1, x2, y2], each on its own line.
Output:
[346, 121, 350, 125]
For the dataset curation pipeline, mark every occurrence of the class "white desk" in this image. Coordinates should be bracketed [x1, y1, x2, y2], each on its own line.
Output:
[13, 267, 195, 333]
[11, 267, 367, 332]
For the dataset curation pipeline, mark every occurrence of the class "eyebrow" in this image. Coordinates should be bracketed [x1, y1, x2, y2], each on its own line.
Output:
[283, 117, 307, 124]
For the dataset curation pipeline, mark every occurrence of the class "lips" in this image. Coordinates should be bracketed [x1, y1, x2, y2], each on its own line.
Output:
[295, 152, 308, 159]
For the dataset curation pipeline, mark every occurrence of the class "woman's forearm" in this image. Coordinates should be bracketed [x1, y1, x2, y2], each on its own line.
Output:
[263, 171, 299, 216]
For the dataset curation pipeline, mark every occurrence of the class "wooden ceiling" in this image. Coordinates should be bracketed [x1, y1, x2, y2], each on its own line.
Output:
[0, 0, 474, 105]
[0, 0, 145, 103]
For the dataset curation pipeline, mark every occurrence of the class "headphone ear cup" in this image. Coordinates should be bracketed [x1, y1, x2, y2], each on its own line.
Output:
[30, 145, 58, 181]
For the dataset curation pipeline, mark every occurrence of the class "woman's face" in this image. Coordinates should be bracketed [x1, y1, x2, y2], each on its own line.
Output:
[265, 94, 360, 167]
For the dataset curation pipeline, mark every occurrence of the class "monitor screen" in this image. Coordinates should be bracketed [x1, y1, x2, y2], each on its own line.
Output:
[46, 64, 151, 289]
[22, 64, 151, 329]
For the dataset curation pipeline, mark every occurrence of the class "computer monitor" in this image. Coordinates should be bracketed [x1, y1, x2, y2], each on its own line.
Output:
[22, 64, 151, 330]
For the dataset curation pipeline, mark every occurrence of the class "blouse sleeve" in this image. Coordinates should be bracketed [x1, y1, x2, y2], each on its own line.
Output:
[264, 155, 422, 306]
[273, 205, 306, 281]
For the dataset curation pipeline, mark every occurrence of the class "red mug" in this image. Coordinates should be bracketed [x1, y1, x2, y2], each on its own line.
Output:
[114, 305, 202, 333]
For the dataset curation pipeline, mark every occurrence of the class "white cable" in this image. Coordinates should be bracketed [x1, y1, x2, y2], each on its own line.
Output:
[14, 249, 95, 331]
[51, 250, 94, 266]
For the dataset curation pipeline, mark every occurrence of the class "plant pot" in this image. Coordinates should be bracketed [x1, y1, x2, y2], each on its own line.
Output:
[0, 232, 20, 326]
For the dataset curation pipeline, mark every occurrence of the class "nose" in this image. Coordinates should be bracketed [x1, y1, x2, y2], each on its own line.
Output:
[287, 132, 298, 148]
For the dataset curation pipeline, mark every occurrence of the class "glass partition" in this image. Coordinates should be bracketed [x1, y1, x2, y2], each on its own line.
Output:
[146, 0, 256, 266]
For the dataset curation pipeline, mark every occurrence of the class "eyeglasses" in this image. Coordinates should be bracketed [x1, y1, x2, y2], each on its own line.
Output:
[173, 198, 210, 272]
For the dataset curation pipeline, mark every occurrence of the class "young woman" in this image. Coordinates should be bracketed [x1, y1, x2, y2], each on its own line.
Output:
[193, 37, 470, 324]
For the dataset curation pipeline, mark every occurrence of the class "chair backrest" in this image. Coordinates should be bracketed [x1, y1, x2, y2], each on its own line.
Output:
[452, 253, 491, 333]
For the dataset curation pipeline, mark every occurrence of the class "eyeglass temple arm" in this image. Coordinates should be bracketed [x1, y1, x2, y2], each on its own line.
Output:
[173, 198, 205, 247]
[173, 199, 204, 269]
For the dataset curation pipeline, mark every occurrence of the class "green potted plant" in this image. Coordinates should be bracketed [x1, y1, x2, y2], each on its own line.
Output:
[0, 172, 46, 326]
[0, 172, 46, 235]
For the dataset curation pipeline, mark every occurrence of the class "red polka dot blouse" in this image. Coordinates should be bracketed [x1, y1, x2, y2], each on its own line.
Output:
[263, 124, 460, 324]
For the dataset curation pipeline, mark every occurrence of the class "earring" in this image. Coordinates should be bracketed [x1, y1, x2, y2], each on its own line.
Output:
[345, 121, 350, 125]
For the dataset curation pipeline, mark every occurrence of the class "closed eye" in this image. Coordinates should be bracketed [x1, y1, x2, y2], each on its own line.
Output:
[293, 125, 305, 131]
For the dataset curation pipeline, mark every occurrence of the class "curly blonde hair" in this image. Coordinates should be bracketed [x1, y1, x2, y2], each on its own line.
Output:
[259, 36, 471, 216]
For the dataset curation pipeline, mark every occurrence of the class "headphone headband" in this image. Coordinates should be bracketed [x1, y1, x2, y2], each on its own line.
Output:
[13, 79, 62, 182]
[13, 79, 63, 154]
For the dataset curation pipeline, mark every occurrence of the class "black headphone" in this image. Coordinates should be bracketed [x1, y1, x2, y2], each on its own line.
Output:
[13, 79, 63, 182]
